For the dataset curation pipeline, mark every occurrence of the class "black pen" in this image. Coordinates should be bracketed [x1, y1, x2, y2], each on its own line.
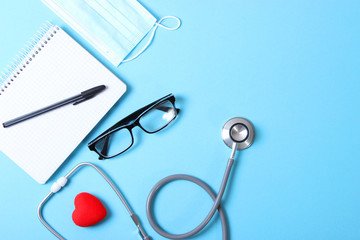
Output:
[3, 85, 106, 128]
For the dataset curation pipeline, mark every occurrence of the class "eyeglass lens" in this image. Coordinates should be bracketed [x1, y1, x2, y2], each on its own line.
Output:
[95, 128, 133, 158]
[139, 100, 176, 133]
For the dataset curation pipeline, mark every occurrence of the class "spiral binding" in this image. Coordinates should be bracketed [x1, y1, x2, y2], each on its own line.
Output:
[0, 21, 59, 95]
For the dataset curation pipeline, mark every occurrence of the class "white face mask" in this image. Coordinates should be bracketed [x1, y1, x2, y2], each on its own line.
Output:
[42, 0, 181, 66]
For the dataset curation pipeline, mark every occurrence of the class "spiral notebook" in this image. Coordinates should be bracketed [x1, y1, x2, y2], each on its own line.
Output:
[0, 24, 126, 184]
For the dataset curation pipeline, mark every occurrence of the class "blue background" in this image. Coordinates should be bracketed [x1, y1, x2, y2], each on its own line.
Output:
[0, 0, 359, 239]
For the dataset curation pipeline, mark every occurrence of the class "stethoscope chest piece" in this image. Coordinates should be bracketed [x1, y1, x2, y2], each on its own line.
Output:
[222, 117, 255, 150]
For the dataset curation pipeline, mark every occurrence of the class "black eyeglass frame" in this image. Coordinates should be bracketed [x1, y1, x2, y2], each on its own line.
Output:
[88, 94, 179, 159]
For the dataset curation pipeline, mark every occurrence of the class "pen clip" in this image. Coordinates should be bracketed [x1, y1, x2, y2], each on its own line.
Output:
[73, 96, 94, 105]
[74, 85, 106, 105]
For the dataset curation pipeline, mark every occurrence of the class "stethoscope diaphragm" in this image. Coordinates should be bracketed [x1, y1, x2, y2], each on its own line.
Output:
[222, 117, 255, 150]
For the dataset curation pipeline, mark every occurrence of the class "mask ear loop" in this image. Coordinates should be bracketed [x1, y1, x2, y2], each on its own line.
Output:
[121, 16, 181, 63]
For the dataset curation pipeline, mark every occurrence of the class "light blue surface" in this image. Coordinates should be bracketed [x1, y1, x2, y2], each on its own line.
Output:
[0, 1, 360, 239]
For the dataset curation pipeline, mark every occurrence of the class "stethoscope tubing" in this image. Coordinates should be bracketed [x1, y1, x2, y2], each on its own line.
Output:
[37, 162, 150, 240]
[146, 157, 235, 240]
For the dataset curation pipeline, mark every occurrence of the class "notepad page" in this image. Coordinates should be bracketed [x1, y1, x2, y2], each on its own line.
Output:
[0, 26, 126, 184]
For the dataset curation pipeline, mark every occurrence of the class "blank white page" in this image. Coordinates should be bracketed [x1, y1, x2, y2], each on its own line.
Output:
[0, 26, 126, 184]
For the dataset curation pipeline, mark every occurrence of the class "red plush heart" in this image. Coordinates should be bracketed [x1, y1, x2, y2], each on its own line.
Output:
[72, 192, 107, 227]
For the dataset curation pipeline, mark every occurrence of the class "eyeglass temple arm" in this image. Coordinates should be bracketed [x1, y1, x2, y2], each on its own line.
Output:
[153, 105, 180, 113]
[109, 106, 151, 131]
[99, 135, 110, 160]
[102, 105, 180, 140]
[119, 93, 176, 124]
[109, 101, 179, 131]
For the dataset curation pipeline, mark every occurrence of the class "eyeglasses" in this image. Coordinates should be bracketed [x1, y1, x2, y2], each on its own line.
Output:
[88, 94, 179, 159]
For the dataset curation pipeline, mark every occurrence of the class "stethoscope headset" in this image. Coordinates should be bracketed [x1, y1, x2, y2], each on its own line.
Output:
[38, 117, 255, 240]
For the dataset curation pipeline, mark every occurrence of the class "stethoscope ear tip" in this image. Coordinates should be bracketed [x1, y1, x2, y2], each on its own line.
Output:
[222, 117, 255, 150]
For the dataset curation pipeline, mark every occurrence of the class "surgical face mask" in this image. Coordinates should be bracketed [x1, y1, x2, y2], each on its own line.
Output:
[42, 0, 181, 66]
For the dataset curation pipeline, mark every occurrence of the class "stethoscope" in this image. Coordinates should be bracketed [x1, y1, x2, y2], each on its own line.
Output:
[38, 117, 255, 240]
[146, 117, 255, 240]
